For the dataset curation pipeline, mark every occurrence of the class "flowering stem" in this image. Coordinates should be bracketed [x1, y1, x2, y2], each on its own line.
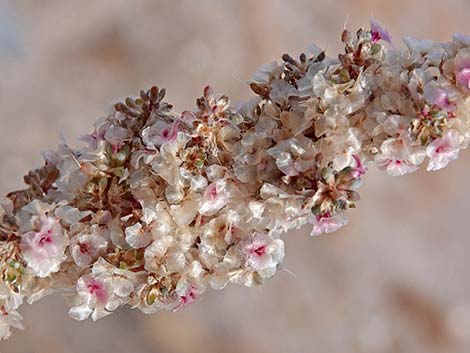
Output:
[0, 19, 470, 340]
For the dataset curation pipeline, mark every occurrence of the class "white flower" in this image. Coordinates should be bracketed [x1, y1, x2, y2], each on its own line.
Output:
[150, 131, 190, 184]
[142, 120, 180, 148]
[199, 180, 229, 216]
[125, 223, 153, 249]
[71, 234, 108, 267]
[69, 259, 139, 321]
[233, 131, 279, 183]
[54, 205, 90, 225]
[149, 202, 175, 239]
[144, 237, 186, 275]
[426, 129, 461, 171]
[240, 233, 284, 278]
[20, 216, 67, 277]
[269, 80, 298, 106]
[104, 125, 131, 148]
[375, 138, 426, 176]
[169, 197, 199, 226]
[68, 275, 110, 321]
[267, 136, 316, 176]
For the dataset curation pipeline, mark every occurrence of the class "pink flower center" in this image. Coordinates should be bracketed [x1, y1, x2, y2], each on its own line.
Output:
[39, 236, 52, 246]
[371, 31, 381, 43]
[161, 122, 179, 142]
[205, 184, 218, 201]
[435, 145, 446, 154]
[79, 243, 90, 254]
[181, 290, 196, 305]
[87, 279, 107, 303]
[38, 229, 53, 246]
[252, 245, 266, 257]
[316, 212, 332, 222]
[209, 187, 218, 198]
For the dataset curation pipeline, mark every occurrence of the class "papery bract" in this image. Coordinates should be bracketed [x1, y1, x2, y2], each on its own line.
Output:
[308, 213, 349, 237]
[199, 180, 229, 216]
[20, 216, 67, 278]
[240, 233, 285, 277]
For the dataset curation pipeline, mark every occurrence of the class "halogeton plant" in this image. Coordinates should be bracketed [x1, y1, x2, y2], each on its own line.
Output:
[1, 19, 470, 339]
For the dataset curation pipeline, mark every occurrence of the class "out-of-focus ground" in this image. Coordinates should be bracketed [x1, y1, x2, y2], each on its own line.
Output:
[1, 1, 470, 352]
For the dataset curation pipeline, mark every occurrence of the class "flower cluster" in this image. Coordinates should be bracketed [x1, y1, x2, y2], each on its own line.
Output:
[1, 19, 470, 339]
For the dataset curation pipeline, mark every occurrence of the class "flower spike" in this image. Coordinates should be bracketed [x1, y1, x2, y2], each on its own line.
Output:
[1, 20, 470, 340]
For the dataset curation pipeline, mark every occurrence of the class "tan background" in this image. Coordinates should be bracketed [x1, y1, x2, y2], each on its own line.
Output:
[1, 1, 470, 352]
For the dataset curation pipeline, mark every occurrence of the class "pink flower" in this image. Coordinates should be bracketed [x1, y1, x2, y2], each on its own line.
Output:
[308, 213, 348, 236]
[81, 276, 109, 306]
[71, 234, 108, 267]
[181, 289, 196, 305]
[160, 121, 179, 143]
[454, 54, 470, 92]
[20, 216, 67, 277]
[426, 129, 460, 171]
[173, 284, 199, 312]
[240, 233, 284, 274]
[69, 274, 110, 321]
[370, 17, 392, 44]
[423, 83, 456, 112]
[376, 158, 418, 176]
[172, 262, 205, 311]
[199, 180, 229, 216]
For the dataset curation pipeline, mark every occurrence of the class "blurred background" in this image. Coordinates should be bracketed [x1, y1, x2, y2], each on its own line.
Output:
[1, 0, 470, 352]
